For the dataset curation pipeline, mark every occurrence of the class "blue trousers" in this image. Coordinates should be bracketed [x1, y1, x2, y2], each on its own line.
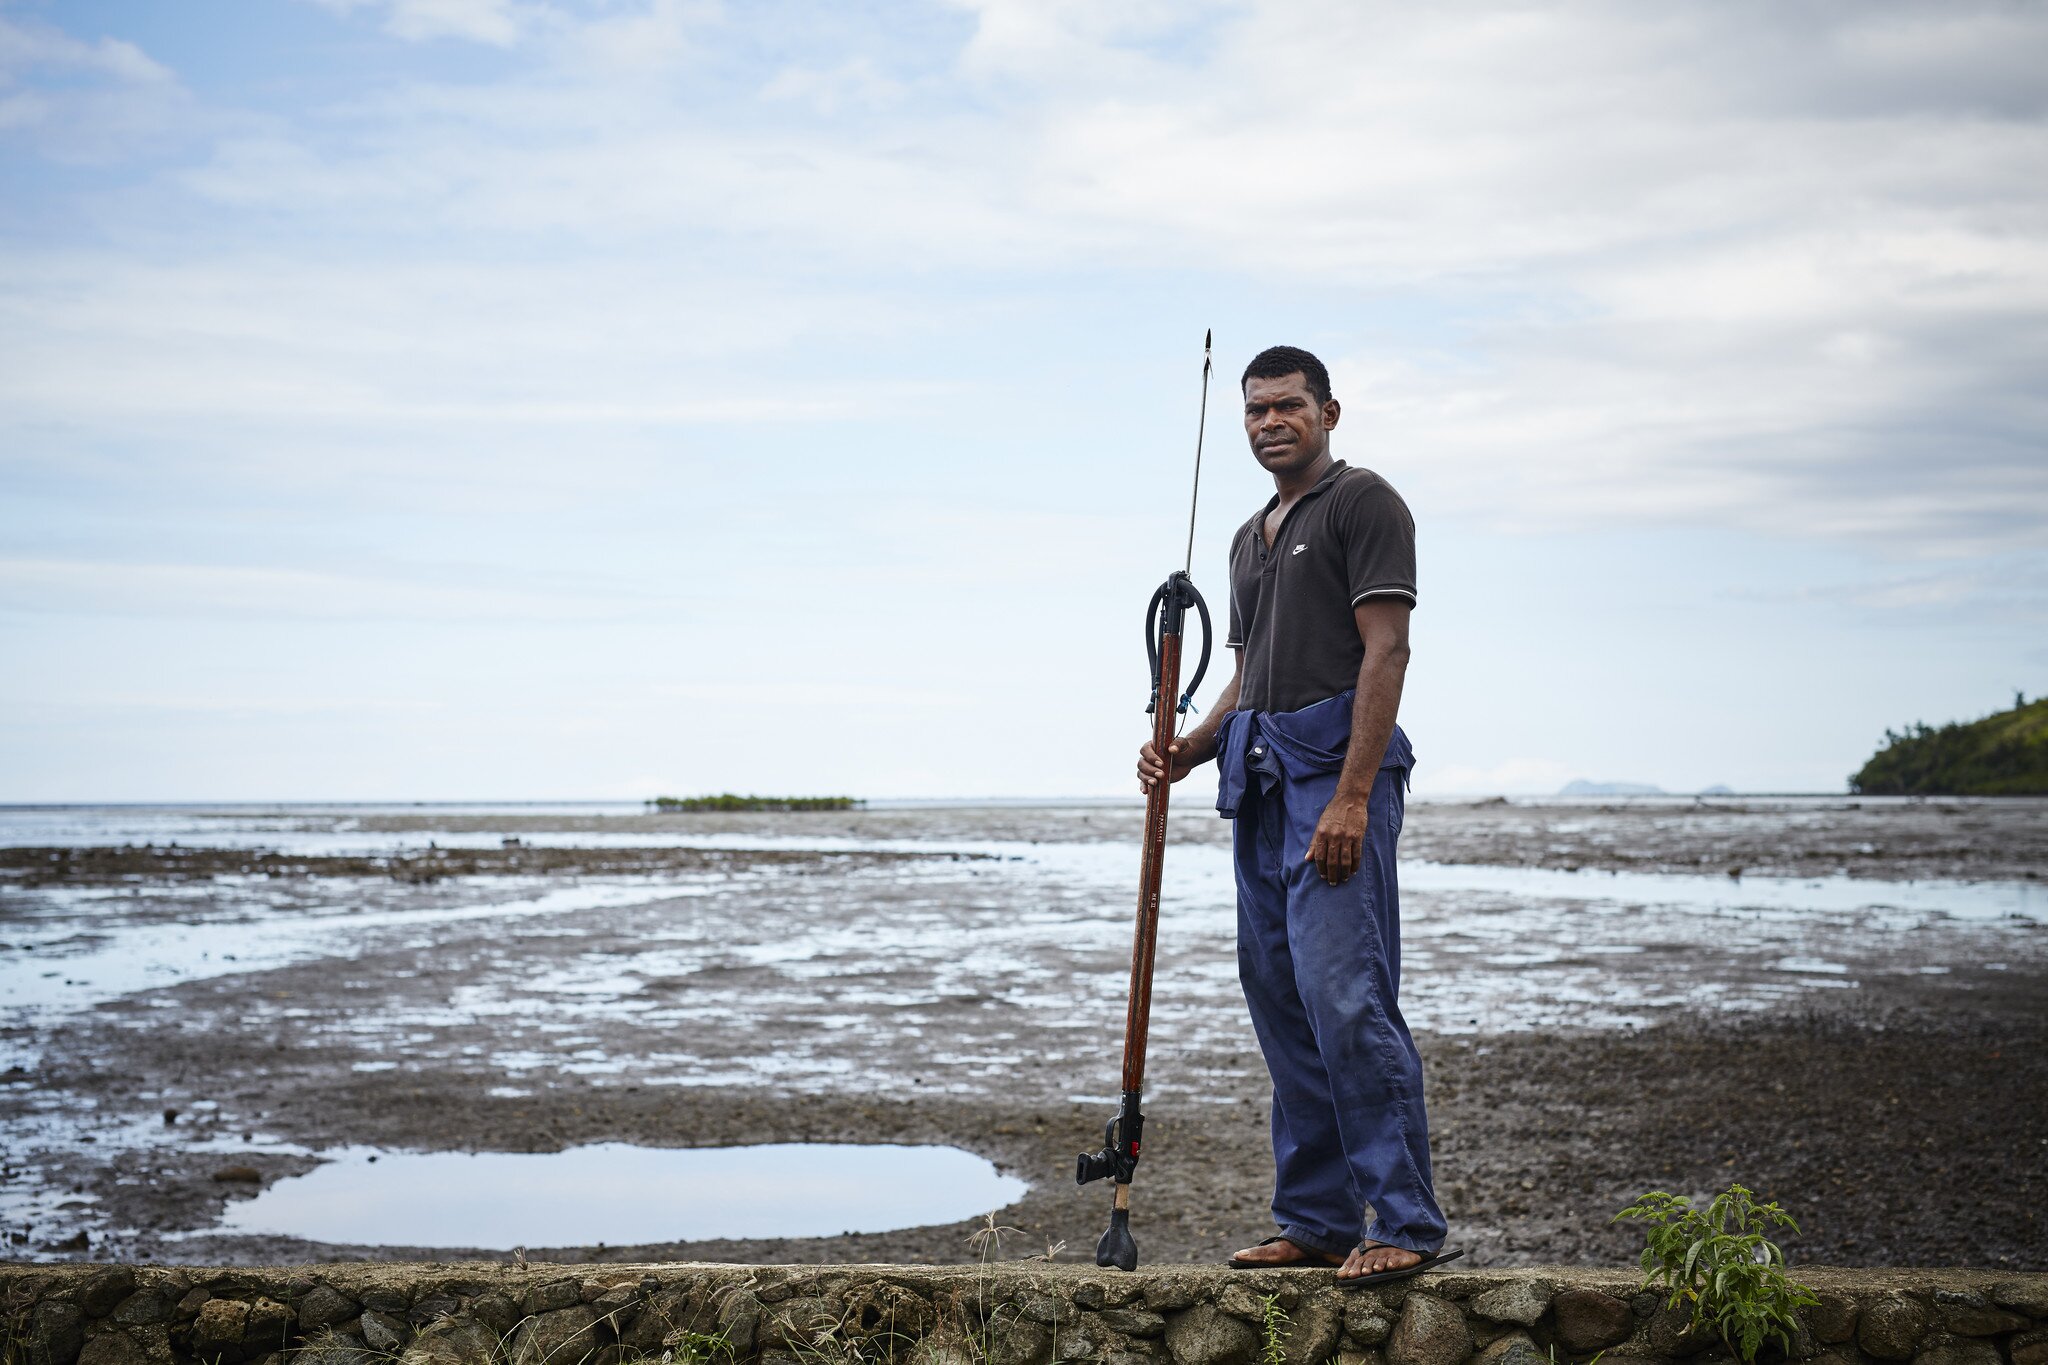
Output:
[1216, 693, 1446, 1258]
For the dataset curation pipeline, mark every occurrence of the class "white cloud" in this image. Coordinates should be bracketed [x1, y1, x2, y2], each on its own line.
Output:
[761, 58, 905, 115]
[0, 558, 668, 623]
[308, 0, 536, 47]
[8, 1, 2048, 558]
[0, 16, 172, 83]
[0, 13, 181, 157]
[110, 1, 2041, 554]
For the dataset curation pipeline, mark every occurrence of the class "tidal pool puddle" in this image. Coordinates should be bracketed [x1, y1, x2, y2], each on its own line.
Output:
[212, 1142, 1026, 1248]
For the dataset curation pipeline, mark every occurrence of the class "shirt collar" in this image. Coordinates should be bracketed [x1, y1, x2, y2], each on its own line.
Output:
[1257, 458, 1348, 517]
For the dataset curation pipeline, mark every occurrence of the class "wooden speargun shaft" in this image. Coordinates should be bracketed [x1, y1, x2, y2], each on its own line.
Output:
[1076, 330, 1214, 1272]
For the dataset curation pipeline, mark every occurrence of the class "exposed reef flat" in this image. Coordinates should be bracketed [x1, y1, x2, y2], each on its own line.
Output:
[3, 800, 2043, 1271]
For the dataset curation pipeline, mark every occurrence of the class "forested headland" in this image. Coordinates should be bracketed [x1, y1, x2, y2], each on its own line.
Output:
[1850, 694, 2048, 795]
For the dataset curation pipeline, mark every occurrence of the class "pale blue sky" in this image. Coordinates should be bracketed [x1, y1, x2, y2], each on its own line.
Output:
[2, 0, 2043, 801]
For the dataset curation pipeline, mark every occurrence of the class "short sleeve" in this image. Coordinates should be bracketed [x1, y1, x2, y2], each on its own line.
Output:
[1224, 521, 1249, 646]
[1337, 475, 1417, 608]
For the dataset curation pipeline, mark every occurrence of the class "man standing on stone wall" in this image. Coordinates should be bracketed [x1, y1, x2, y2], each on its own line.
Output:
[1137, 345, 1457, 1283]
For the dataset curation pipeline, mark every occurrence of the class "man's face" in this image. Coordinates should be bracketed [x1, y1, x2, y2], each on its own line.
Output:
[1243, 372, 1340, 478]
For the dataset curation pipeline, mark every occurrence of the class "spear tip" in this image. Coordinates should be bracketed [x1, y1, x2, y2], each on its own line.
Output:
[1204, 327, 1212, 351]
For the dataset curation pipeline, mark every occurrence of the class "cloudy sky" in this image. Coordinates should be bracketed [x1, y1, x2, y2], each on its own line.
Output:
[2, 0, 2043, 801]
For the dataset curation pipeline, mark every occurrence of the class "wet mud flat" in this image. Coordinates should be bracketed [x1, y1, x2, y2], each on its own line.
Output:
[1397, 796, 2048, 882]
[2, 800, 2044, 1271]
[317, 794, 2048, 881]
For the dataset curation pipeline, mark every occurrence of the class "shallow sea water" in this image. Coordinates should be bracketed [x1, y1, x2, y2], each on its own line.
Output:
[203, 1142, 1028, 1248]
[2, 802, 2043, 1251]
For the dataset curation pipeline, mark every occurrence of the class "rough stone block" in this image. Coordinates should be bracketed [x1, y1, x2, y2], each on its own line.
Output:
[1475, 1332, 1547, 1365]
[844, 1281, 934, 1340]
[1645, 1303, 1713, 1358]
[1216, 1283, 1268, 1324]
[509, 1306, 602, 1365]
[194, 1298, 252, 1354]
[1994, 1284, 2048, 1319]
[1102, 1308, 1169, 1338]
[398, 1318, 500, 1365]
[2011, 1327, 2048, 1365]
[986, 1314, 1052, 1365]
[1804, 1294, 1859, 1345]
[1165, 1303, 1260, 1365]
[109, 1292, 172, 1329]
[521, 1283, 579, 1318]
[468, 1293, 519, 1341]
[586, 1287, 636, 1333]
[362, 1310, 413, 1355]
[1387, 1293, 1472, 1365]
[79, 1271, 138, 1320]
[1344, 1300, 1394, 1348]
[1054, 1324, 1095, 1361]
[360, 1290, 411, 1317]
[619, 1287, 695, 1353]
[1146, 1278, 1200, 1313]
[245, 1299, 294, 1352]
[713, 1291, 763, 1358]
[1282, 1296, 1344, 1365]
[27, 1301, 87, 1365]
[76, 1331, 147, 1365]
[762, 1297, 836, 1351]
[1860, 1297, 1930, 1361]
[296, 1288, 358, 1336]
[1552, 1289, 1633, 1354]
[1474, 1282, 1554, 1329]
[291, 1334, 381, 1365]
[1933, 1292, 2028, 1338]
[1911, 1340, 2002, 1365]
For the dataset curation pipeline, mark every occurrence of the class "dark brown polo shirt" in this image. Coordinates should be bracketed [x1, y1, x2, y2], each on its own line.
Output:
[1225, 460, 1417, 714]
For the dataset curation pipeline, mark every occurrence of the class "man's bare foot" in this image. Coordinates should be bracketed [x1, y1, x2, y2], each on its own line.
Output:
[1337, 1240, 1423, 1280]
[1228, 1237, 1345, 1268]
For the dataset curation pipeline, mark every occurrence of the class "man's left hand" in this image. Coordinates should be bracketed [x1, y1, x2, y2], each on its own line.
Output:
[1307, 791, 1371, 884]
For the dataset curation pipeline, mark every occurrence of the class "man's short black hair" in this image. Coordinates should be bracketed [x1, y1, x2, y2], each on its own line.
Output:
[1241, 345, 1332, 406]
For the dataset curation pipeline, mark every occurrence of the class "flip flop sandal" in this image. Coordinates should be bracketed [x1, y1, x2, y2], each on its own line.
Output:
[1227, 1235, 1347, 1270]
[1334, 1245, 1466, 1287]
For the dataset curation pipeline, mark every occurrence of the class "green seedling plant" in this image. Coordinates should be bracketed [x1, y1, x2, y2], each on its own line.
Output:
[1258, 1293, 1290, 1365]
[1614, 1183, 1818, 1363]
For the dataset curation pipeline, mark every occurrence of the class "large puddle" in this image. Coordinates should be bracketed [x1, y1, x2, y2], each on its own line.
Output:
[210, 1142, 1027, 1247]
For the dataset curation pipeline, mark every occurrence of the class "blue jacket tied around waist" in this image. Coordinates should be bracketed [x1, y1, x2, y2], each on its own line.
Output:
[1214, 688, 1414, 819]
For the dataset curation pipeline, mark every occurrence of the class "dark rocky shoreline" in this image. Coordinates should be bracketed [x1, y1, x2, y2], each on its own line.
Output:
[6, 1262, 2046, 1365]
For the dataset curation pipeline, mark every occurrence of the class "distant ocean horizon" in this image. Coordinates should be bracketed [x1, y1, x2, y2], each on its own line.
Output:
[1, 790, 1984, 817]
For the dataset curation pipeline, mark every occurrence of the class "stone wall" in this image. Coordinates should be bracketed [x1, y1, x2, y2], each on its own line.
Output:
[3, 1263, 2043, 1365]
